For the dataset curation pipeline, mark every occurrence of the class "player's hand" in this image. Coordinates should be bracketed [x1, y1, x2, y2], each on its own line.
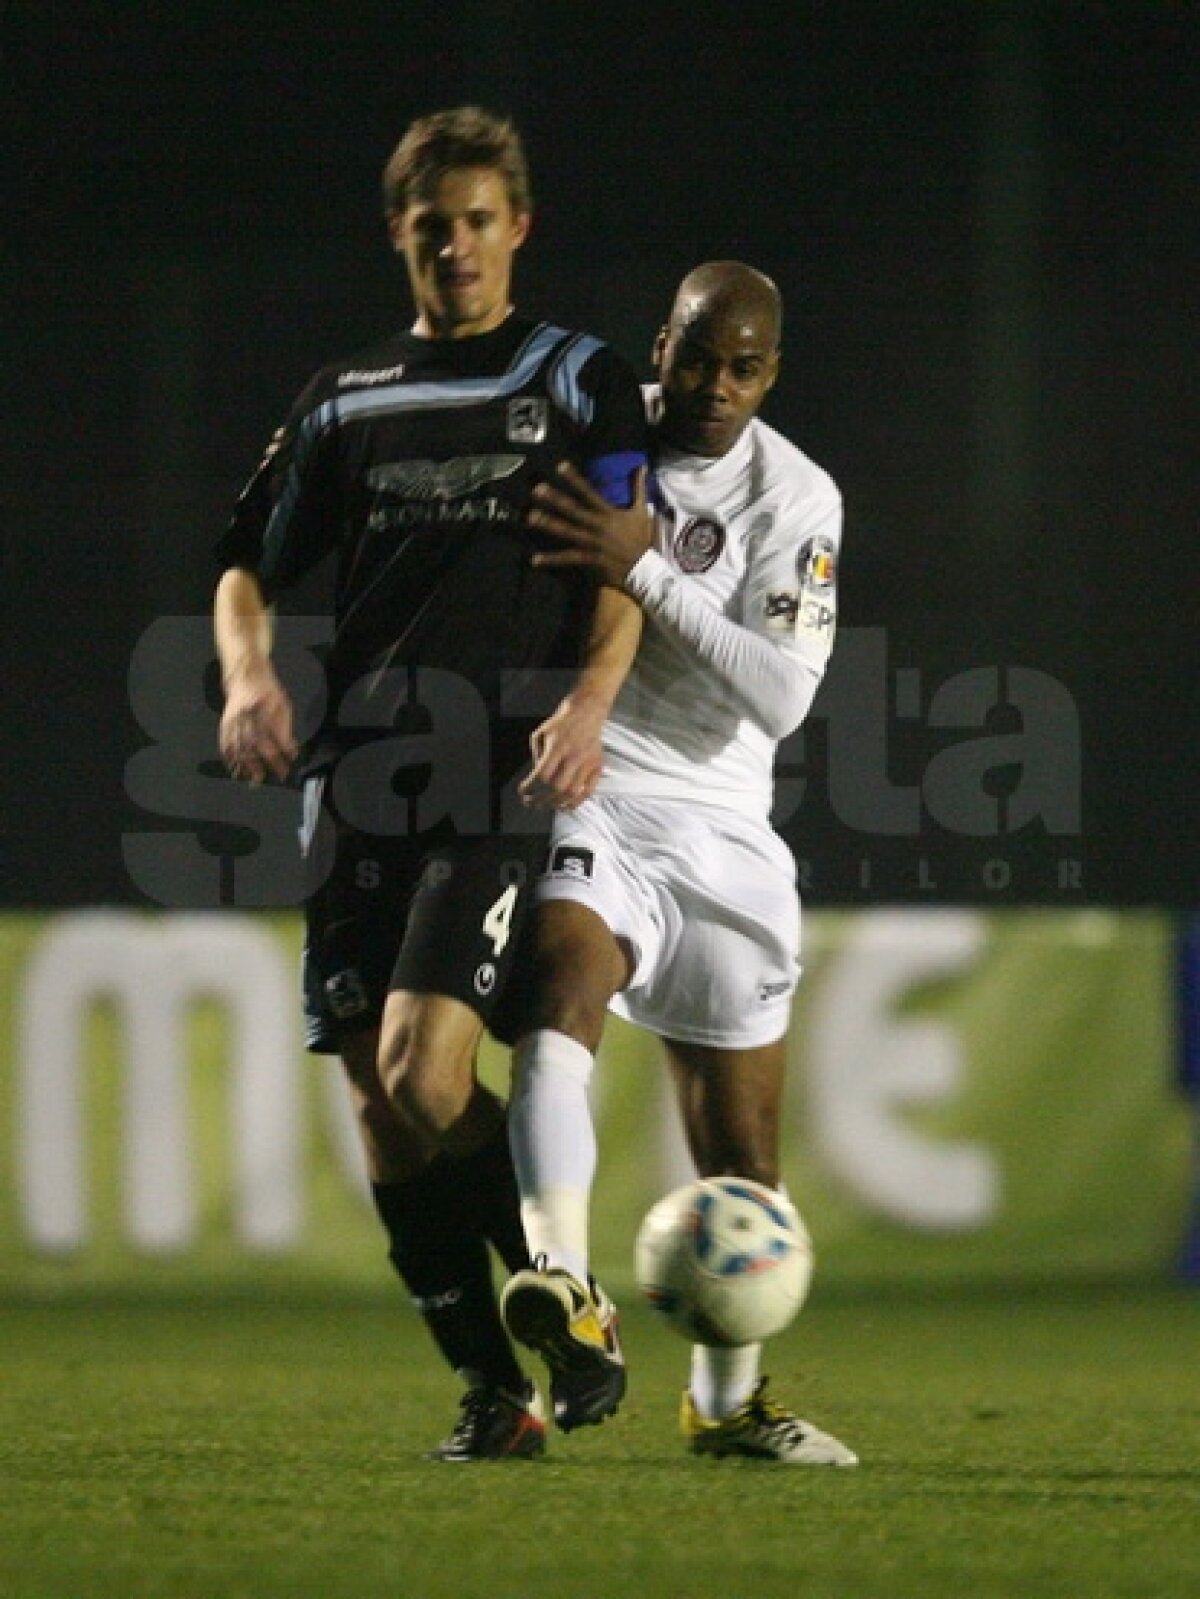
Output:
[520, 691, 608, 810]
[219, 662, 298, 784]
[528, 463, 655, 587]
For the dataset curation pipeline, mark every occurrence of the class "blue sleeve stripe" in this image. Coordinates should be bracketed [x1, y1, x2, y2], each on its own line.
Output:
[262, 396, 340, 574]
[548, 333, 604, 428]
[338, 323, 570, 418]
[585, 449, 649, 508]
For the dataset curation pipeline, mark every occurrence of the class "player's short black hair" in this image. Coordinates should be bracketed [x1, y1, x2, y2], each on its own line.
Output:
[382, 106, 532, 217]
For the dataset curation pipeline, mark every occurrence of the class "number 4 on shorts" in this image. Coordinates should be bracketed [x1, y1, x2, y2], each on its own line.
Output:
[482, 884, 518, 955]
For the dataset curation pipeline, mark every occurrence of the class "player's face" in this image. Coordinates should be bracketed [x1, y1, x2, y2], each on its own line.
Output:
[390, 167, 530, 339]
[654, 308, 779, 456]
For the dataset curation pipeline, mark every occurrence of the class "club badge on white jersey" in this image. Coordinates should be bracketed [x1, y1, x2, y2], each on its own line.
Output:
[671, 516, 726, 574]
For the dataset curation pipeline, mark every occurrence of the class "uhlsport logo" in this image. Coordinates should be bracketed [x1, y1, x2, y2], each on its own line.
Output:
[474, 962, 497, 996]
[338, 363, 406, 387]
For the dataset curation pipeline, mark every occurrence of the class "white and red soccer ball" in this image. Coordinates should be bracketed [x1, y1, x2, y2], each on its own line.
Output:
[635, 1176, 814, 1346]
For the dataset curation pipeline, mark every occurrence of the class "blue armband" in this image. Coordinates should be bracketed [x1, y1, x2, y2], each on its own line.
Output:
[584, 451, 652, 509]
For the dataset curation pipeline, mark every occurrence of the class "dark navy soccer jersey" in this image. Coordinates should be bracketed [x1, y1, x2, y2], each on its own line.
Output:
[217, 314, 649, 795]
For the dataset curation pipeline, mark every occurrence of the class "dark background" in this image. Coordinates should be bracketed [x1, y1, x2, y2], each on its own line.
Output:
[4, 0, 1195, 908]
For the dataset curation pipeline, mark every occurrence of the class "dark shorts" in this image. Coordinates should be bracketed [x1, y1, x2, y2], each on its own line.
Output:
[299, 772, 547, 1054]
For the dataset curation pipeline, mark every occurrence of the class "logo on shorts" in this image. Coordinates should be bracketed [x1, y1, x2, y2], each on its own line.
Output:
[549, 844, 595, 881]
[507, 396, 548, 444]
[672, 517, 726, 574]
[325, 968, 370, 1020]
[474, 962, 497, 996]
[758, 979, 792, 1002]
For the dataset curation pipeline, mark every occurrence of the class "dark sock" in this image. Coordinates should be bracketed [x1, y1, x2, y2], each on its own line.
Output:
[372, 1173, 526, 1394]
[452, 1120, 532, 1275]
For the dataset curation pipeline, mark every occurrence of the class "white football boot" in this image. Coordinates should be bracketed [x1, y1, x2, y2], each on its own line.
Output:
[682, 1377, 858, 1466]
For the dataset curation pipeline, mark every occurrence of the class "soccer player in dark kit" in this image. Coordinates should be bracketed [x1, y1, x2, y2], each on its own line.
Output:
[213, 106, 647, 1460]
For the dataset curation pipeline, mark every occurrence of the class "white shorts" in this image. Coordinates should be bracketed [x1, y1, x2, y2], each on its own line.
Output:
[538, 794, 801, 1049]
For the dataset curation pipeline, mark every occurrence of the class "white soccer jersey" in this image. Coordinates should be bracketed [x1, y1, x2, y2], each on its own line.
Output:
[598, 404, 842, 818]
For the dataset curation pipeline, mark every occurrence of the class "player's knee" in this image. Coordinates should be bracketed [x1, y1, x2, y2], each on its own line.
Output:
[377, 1030, 464, 1141]
[526, 907, 626, 1046]
[387, 1058, 457, 1141]
[527, 971, 608, 1051]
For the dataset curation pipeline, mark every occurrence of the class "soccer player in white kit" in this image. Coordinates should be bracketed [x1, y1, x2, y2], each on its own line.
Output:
[499, 262, 857, 1465]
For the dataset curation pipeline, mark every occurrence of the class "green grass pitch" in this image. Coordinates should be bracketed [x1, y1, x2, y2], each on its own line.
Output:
[2, 1280, 1198, 1599]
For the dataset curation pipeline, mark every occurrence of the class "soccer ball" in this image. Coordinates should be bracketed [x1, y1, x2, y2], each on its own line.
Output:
[634, 1176, 814, 1346]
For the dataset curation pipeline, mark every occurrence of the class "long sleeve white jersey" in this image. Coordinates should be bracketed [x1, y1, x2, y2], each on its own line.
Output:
[598, 406, 842, 820]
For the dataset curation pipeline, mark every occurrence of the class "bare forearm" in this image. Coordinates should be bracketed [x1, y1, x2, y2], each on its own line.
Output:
[520, 588, 642, 811]
[572, 585, 643, 713]
[214, 568, 296, 780]
[214, 567, 274, 686]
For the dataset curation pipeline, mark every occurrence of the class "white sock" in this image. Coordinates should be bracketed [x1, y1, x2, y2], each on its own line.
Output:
[508, 1029, 596, 1283]
[690, 1342, 762, 1420]
[690, 1179, 790, 1417]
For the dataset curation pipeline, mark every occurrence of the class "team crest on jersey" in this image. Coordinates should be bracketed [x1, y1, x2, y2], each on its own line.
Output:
[507, 396, 548, 444]
[672, 517, 726, 574]
[367, 456, 524, 500]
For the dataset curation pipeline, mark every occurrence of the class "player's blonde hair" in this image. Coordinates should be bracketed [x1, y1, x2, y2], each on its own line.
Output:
[382, 106, 532, 217]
